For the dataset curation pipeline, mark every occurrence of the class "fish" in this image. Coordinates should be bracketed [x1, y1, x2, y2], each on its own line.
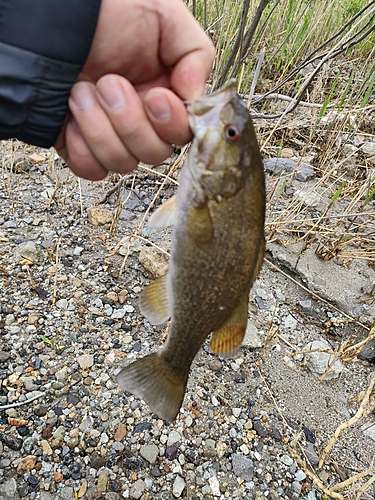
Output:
[116, 79, 265, 423]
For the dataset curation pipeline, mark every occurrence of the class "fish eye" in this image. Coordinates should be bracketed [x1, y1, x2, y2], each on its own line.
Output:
[225, 124, 241, 142]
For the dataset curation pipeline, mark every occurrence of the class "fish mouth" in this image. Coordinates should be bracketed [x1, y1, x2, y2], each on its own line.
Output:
[185, 79, 240, 137]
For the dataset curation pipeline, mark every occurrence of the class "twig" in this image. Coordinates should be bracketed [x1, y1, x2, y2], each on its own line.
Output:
[318, 371, 375, 468]
[98, 175, 127, 204]
[0, 392, 45, 410]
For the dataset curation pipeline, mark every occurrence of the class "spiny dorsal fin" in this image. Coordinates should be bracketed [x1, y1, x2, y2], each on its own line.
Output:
[148, 195, 176, 228]
[139, 274, 171, 325]
[116, 353, 187, 423]
[209, 291, 249, 355]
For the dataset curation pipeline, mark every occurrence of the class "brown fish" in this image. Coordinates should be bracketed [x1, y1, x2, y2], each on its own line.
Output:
[117, 80, 265, 422]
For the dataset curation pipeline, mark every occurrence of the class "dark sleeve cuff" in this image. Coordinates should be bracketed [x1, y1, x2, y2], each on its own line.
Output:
[0, 42, 82, 147]
[0, 0, 101, 147]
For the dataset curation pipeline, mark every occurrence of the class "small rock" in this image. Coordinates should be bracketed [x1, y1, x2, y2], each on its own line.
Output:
[280, 454, 294, 466]
[77, 354, 94, 369]
[264, 158, 296, 175]
[299, 299, 313, 316]
[90, 452, 106, 469]
[97, 469, 109, 492]
[15, 241, 43, 264]
[243, 323, 263, 348]
[172, 476, 186, 498]
[296, 165, 315, 182]
[140, 444, 159, 464]
[17, 455, 37, 474]
[0, 433, 23, 450]
[208, 358, 222, 371]
[283, 314, 298, 330]
[54, 472, 63, 483]
[358, 341, 375, 362]
[167, 430, 181, 446]
[0, 351, 11, 363]
[216, 441, 228, 458]
[253, 421, 268, 437]
[294, 189, 321, 207]
[304, 339, 344, 380]
[114, 423, 127, 441]
[139, 246, 169, 278]
[295, 469, 307, 481]
[232, 454, 254, 481]
[130, 479, 145, 499]
[208, 476, 221, 497]
[363, 424, 375, 442]
[87, 207, 113, 226]
[77, 480, 88, 498]
[55, 298, 68, 310]
[362, 141, 375, 157]
[1, 478, 17, 497]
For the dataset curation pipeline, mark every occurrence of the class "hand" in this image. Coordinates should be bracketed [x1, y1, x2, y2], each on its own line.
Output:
[55, 0, 215, 180]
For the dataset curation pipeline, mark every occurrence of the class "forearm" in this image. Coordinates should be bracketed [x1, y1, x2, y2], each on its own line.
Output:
[0, 0, 101, 147]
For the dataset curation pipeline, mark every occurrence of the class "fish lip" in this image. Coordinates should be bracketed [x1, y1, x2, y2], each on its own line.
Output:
[185, 79, 238, 116]
[185, 79, 242, 137]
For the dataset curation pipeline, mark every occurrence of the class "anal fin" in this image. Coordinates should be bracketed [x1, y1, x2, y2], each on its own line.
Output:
[139, 274, 171, 325]
[209, 292, 249, 355]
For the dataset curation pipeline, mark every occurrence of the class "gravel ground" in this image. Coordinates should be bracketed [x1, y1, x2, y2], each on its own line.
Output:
[0, 149, 374, 500]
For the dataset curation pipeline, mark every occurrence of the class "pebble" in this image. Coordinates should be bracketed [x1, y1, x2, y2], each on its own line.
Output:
[232, 454, 254, 481]
[140, 444, 159, 464]
[172, 476, 186, 498]
[130, 479, 145, 499]
[304, 339, 344, 380]
[0, 351, 11, 363]
[280, 454, 294, 466]
[77, 354, 94, 369]
[167, 430, 181, 446]
[264, 158, 297, 175]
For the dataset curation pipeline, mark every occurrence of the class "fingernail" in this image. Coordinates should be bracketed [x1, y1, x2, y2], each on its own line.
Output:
[97, 78, 125, 109]
[71, 82, 96, 110]
[146, 92, 171, 122]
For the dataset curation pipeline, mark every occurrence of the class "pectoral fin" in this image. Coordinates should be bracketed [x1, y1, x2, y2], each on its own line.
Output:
[209, 292, 249, 355]
[139, 274, 171, 325]
[148, 196, 176, 228]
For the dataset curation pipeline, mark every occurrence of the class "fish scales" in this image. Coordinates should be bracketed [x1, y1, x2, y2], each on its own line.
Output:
[117, 80, 265, 422]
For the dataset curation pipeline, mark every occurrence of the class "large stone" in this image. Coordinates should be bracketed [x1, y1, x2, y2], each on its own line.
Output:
[304, 339, 343, 380]
[87, 207, 113, 226]
[243, 323, 263, 348]
[17, 455, 37, 474]
[97, 469, 109, 492]
[130, 479, 145, 499]
[172, 476, 186, 498]
[15, 241, 43, 264]
[232, 453, 254, 481]
[140, 444, 159, 464]
[264, 158, 296, 176]
[139, 246, 169, 278]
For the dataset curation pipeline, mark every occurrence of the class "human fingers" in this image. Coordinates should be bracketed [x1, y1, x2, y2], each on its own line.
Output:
[63, 120, 110, 180]
[144, 88, 192, 146]
[68, 81, 140, 175]
[96, 75, 173, 163]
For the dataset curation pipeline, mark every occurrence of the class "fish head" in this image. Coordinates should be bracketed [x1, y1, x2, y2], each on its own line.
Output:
[186, 79, 261, 200]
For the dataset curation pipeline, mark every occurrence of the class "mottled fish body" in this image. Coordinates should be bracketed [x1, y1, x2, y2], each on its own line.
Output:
[117, 80, 265, 422]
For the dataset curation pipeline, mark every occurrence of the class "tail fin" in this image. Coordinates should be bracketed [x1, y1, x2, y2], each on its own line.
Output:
[116, 353, 188, 423]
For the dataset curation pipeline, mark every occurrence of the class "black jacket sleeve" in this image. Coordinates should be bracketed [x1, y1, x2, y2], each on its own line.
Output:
[0, 0, 101, 148]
